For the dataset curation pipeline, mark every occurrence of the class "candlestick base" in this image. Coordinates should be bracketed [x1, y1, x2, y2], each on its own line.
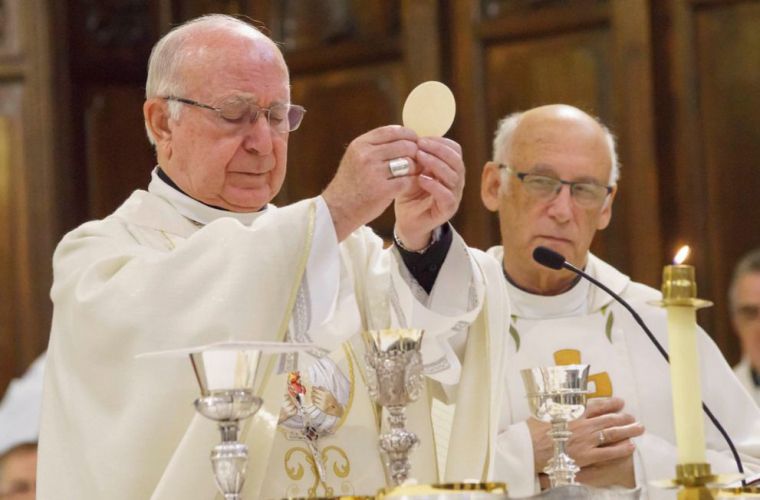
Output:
[677, 486, 714, 500]
[712, 487, 760, 498]
[677, 463, 718, 486]
[653, 463, 747, 500]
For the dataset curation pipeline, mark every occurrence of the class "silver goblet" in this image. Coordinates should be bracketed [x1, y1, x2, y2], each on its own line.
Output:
[190, 348, 265, 500]
[363, 329, 425, 486]
[521, 365, 590, 488]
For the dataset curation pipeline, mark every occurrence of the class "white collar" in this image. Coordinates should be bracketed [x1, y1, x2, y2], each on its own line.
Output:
[147, 168, 270, 226]
[486, 246, 629, 318]
[505, 269, 591, 319]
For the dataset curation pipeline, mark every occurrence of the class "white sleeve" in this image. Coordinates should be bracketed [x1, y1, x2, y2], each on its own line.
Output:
[393, 230, 487, 386]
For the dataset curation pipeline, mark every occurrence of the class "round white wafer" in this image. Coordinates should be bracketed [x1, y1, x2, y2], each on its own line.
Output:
[402, 81, 456, 137]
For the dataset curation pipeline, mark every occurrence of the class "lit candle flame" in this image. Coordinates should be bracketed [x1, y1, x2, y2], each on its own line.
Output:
[674, 245, 690, 265]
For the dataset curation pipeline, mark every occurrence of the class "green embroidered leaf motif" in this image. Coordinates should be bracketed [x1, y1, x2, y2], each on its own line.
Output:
[509, 315, 520, 352]
[601, 303, 609, 316]
[605, 310, 615, 343]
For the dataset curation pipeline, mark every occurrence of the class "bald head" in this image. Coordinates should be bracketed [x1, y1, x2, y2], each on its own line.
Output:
[482, 104, 619, 294]
[493, 105, 619, 185]
[144, 14, 287, 144]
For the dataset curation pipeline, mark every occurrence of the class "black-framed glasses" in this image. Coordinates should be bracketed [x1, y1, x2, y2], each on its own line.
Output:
[163, 95, 306, 133]
[500, 164, 613, 208]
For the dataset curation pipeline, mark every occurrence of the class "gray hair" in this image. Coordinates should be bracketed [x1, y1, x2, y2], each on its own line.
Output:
[144, 14, 273, 145]
[728, 248, 760, 310]
[491, 110, 621, 187]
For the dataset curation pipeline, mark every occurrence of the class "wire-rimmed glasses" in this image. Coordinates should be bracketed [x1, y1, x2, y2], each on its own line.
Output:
[163, 95, 306, 133]
[500, 164, 613, 208]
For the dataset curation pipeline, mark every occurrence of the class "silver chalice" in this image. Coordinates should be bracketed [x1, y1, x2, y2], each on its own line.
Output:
[363, 329, 425, 486]
[521, 365, 590, 488]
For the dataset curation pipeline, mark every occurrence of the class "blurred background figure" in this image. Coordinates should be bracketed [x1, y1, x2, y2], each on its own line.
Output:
[730, 249, 760, 407]
[0, 353, 44, 499]
[0, 354, 45, 454]
[0, 442, 36, 500]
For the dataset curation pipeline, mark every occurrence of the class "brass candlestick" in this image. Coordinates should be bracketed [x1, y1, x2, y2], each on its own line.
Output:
[649, 248, 744, 500]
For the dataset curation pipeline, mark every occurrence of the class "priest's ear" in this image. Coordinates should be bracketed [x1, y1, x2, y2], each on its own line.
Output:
[481, 161, 503, 212]
[597, 184, 618, 230]
[143, 97, 173, 153]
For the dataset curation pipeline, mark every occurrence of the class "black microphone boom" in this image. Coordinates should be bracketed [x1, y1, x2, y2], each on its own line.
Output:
[531, 245, 746, 484]
[532, 246, 566, 270]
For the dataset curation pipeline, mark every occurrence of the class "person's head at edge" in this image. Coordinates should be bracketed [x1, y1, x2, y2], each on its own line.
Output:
[729, 249, 760, 372]
[0, 442, 36, 500]
[481, 104, 620, 295]
[143, 15, 295, 213]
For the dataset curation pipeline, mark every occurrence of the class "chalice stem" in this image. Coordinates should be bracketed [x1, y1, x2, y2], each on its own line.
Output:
[545, 420, 579, 487]
[550, 420, 570, 460]
[381, 405, 418, 486]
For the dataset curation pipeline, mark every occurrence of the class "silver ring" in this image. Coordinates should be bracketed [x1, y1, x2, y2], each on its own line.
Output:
[388, 158, 411, 178]
[597, 430, 607, 446]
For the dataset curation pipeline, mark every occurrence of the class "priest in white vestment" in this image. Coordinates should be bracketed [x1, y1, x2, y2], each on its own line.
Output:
[728, 248, 760, 407]
[37, 15, 510, 500]
[479, 104, 760, 498]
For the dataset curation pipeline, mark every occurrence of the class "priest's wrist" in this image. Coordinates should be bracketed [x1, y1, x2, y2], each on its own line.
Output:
[393, 226, 439, 253]
[321, 193, 361, 242]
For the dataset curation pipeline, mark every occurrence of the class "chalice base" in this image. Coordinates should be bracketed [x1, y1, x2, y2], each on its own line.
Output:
[211, 441, 248, 500]
[380, 426, 420, 486]
[545, 452, 579, 487]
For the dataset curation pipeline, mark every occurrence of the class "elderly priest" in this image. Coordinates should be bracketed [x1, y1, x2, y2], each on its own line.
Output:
[37, 15, 509, 500]
[480, 104, 760, 498]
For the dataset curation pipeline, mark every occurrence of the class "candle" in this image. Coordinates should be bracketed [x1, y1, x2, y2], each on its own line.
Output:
[662, 246, 707, 464]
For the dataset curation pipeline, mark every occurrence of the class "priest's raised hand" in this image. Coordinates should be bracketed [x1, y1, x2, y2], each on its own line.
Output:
[394, 136, 465, 251]
[322, 125, 421, 242]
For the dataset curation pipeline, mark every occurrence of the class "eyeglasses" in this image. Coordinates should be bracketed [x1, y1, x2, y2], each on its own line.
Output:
[163, 95, 306, 133]
[500, 164, 613, 208]
[734, 304, 760, 322]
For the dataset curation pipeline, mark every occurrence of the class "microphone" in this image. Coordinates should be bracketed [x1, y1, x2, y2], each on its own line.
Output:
[532, 245, 746, 483]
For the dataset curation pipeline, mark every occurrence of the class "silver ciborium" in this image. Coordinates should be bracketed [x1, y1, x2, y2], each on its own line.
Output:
[190, 348, 265, 500]
[363, 329, 425, 486]
[521, 365, 590, 488]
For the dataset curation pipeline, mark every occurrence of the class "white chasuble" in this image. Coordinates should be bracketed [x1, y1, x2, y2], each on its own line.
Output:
[488, 246, 760, 499]
[38, 169, 509, 500]
[262, 342, 387, 498]
[502, 309, 642, 435]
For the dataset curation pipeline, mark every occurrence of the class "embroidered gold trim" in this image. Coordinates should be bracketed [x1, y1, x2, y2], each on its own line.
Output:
[239, 201, 317, 444]
[345, 339, 381, 429]
[284, 444, 351, 497]
[159, 230, 175, 250]
[254, 200, 317, 396]
[335, 343, 356, 430]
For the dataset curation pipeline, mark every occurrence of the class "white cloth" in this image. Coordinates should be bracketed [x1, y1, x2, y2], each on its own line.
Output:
[488, 247, 760, 499]
[734, 358, 760, 408]
[0, 353, 46, 453]
[37, 170, 509, 499]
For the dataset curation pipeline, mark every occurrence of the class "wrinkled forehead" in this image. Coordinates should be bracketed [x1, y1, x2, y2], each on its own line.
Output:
[510, 111, 612, 177]
[180, 29, 289, 90]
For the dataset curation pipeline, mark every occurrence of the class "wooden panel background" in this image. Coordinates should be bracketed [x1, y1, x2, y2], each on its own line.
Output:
[655, 0, 760, 363]
[2, 0, 760, 395]
[1, 0, 60, 393]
